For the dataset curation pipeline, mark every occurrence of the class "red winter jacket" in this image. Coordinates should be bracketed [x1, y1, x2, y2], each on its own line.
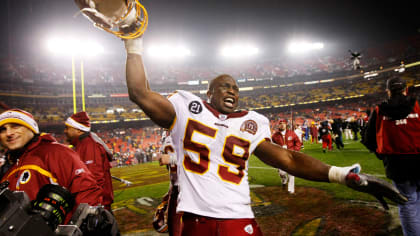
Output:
[71, 132, 114, 209]
[1, 133, 103, 222]
[271, 130, 302, 151]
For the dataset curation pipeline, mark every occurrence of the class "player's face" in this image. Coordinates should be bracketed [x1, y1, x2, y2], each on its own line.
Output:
[208, 76, 239, 114]
[0, 123, 34, 151]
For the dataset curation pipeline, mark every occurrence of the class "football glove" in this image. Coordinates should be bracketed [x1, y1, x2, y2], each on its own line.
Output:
[345, 172, 408, 210]
[329, 164, 408, 210]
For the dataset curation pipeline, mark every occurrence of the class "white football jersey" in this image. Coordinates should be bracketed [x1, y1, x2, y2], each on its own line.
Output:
[160, 131, 178, 186]
[168, 90, 271, 219]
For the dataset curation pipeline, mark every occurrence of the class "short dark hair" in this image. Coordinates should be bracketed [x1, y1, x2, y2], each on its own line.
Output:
[208, 74, 234, 92]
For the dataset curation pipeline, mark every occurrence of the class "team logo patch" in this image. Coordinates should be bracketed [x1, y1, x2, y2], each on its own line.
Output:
[188, 101, 203, 114]
[19, 170, 31, 184]
[219, 114, 227, 121]
[240, 120, 258, 135]
[244, 224, 254, 234]
[75, 168, 85, 175]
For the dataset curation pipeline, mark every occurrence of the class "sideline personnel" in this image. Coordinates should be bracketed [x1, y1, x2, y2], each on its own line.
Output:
[64, 111, 114, 211]
[0, 109, 103, 222]
[363, 77, 420, 236]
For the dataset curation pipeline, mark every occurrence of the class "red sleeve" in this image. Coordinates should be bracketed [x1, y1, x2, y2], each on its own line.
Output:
[79, 139, 107, 189]
[271, 132, 282, 146]
[293, 132, 302, 151]
[46, 145, 103, 206]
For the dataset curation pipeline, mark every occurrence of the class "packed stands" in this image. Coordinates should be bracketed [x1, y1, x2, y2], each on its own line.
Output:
[1, 36, 420, 164]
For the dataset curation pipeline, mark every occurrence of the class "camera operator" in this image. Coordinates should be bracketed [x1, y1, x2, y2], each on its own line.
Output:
[362, 77, 420, 235]
[0, 109, 119, 235]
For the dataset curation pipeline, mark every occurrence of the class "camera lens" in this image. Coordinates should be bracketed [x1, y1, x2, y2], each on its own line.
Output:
[31, 184, 75, 230]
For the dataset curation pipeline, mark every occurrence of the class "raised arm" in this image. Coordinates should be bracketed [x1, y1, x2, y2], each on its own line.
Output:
[125, 38, 176, 129]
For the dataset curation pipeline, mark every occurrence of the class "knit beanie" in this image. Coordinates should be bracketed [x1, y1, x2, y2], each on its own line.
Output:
[0, 109, 39, 134]
[65, 111, 91, 132]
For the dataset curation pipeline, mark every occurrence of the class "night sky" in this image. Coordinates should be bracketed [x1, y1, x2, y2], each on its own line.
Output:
[0, 0, 418, 61]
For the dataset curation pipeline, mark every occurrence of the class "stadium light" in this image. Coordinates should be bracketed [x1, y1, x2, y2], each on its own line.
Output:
[220, 44, 259, 58]
[287, 41, 324, 54]
[46, 36, 104, 113]
[46, 37, 104, 57]
[147, 44, 192, 59]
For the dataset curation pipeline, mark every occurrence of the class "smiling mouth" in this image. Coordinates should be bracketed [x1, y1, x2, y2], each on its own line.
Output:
[7, 139, 17, 144]
[224, 97, 235, 108]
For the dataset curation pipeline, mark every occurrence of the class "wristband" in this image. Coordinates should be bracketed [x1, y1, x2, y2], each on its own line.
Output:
[124, 37, 144, 55]
[328, 164, 361, 184]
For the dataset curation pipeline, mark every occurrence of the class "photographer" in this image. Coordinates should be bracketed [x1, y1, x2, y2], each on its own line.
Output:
[0, 109, 118, 235]
[363, 77, 420, 236]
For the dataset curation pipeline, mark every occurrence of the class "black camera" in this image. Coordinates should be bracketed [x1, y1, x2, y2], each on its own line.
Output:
[0, 182, 118, 236]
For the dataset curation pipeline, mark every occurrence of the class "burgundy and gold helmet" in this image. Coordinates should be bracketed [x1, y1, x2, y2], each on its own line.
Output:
[75, 0, 148, 39]
[152, 198, 169, 233]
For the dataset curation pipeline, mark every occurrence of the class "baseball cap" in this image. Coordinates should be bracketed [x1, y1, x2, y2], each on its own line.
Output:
[386, 77, 406, 93]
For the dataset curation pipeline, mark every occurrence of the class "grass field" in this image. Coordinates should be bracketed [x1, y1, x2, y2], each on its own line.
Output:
[112, 139, 386, 203]
[111, 139, 401, 235]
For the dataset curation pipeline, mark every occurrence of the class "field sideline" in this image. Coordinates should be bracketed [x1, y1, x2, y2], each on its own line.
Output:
[111, 140, 402, 235]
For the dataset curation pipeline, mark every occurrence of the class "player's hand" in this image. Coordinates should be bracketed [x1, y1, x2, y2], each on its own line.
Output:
[345, 172, 408, 210]
[74, 0, 92, 9]
[158, 154, 171, 166]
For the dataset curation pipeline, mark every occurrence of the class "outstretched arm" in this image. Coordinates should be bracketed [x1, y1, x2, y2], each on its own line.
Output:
[254, 141, 407, 209]
[254, 141, 329, 181]
[125, 38, 175, 129]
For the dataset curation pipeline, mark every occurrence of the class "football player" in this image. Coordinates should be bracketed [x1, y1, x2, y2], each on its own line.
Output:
[123, 37, 407, 235]
[153, 130, 181, 236]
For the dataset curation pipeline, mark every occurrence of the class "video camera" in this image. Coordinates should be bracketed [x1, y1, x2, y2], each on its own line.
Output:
[0, 181, 118, 236]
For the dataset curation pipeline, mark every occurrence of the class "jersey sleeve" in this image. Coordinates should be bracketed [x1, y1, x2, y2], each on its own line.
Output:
[249, 112, 272, 154]
[168, 90, 200, 138]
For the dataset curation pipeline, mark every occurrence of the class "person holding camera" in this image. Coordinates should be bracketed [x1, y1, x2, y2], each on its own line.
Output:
[0, 109, 117, 231]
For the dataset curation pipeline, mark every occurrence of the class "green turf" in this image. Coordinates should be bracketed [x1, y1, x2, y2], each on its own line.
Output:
[112, 140, 390, 205]
[113, 181, 170, 202]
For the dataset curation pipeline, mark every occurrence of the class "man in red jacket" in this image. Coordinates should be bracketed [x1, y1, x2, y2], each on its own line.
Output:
[272, 119, 302, 193]
[64, 111, 114, 211]
[0, 109, 103, 223]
